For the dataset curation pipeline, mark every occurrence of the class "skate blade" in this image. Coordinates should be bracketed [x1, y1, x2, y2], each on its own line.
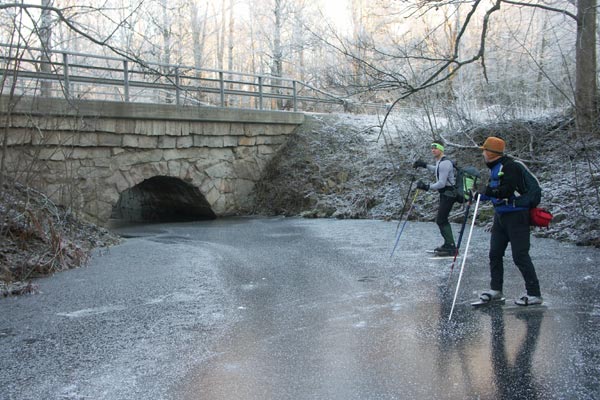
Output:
[471, 298, 506, 307]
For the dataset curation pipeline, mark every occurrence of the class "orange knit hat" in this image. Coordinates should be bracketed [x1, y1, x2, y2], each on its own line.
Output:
[480, 137, 505, 154]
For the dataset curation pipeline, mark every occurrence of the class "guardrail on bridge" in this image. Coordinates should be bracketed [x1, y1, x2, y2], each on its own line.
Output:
[0, 43, 351, 113]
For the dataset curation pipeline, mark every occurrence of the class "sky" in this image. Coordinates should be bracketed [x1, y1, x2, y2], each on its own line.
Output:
[228, 0, 354, 32]
[320, 0, 353, 32]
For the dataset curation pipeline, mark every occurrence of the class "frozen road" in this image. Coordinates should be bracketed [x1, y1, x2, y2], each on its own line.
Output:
[1, 217, 599, 399]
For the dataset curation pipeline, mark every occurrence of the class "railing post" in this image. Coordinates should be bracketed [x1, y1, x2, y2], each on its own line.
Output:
[175, 67, 180, 105]
[123, 60, 130, 102]
[62, 52, 70, 98]
[258, 76, 263, 110]
[292, 80, 297, 112]
[219, 71, 225, 107]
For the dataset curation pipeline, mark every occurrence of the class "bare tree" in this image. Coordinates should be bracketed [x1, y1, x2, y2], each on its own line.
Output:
[40, 0, 54, 97]
[270, 0, 285, 109]
[227, 0, 235, 73]
[350, 0, 366, 88]
[575, 0, 597, 136]
[312, 1, 593, 135]
[1, 0, 594, 124]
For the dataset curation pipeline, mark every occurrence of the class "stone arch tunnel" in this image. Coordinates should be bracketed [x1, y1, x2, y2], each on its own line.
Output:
[111, 176, 216, 223]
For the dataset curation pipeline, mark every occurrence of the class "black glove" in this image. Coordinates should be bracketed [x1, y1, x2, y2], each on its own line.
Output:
[484, 185, 499, 198]
[416, 180, 429, 191]
[413, 159, 427, 169]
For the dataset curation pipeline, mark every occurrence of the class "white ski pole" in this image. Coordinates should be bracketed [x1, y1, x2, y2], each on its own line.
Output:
[448, 193, 481, 322]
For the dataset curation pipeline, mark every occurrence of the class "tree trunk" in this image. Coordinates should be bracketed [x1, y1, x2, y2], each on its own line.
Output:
[444, 3, 460, 100]
[191, 3, 208, 103]
[227, 0, 234, 106]
[351, 0, 365, 88]
[40, 0, 53, 97]
[575, 0, 597, 136]
[535, 16, 549, 97]
[228, 0, 234, 73]
[272, 0, 284, 109]
[160, 0, 173, 103]
[218, 0, 226, 71]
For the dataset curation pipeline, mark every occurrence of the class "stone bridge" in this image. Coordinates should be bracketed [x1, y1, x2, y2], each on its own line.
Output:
[1, 96, 304, 225]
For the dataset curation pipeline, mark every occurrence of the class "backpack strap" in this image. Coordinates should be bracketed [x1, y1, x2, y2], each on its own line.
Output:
[438, 156, 456, 186]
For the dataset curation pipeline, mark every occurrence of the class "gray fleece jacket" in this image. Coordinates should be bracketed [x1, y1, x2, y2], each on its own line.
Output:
[426, 157, 455, 191]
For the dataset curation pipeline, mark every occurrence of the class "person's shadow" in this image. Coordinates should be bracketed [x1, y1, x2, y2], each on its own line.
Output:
[486, 307, 544, 400]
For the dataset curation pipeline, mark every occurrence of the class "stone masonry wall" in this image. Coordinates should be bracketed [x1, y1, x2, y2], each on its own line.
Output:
[1, 97, 303, 225]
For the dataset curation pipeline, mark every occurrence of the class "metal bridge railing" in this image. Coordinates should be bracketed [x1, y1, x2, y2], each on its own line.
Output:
[0, 43, 348, 113]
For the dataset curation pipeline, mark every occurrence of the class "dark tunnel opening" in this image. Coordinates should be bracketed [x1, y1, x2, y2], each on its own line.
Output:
[111, 176, 216, 223]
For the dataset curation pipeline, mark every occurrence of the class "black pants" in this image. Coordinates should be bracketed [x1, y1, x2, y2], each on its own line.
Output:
[489, 210, 541, 297]
[435, 190, 456, 247]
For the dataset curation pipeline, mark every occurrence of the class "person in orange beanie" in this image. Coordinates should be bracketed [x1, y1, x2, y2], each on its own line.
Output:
[476, 136, 542, 306]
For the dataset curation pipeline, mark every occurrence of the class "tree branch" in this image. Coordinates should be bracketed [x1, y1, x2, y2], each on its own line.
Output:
[501, 0, 577, 21]
[0, 3, 150, 69]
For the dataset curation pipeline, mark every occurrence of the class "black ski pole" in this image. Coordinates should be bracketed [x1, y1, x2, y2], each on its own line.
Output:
[396, 175, 416, 232]
[390, 188, 420, 258]
[447, 170, 481, 280]
[447, 193, 474, 276]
